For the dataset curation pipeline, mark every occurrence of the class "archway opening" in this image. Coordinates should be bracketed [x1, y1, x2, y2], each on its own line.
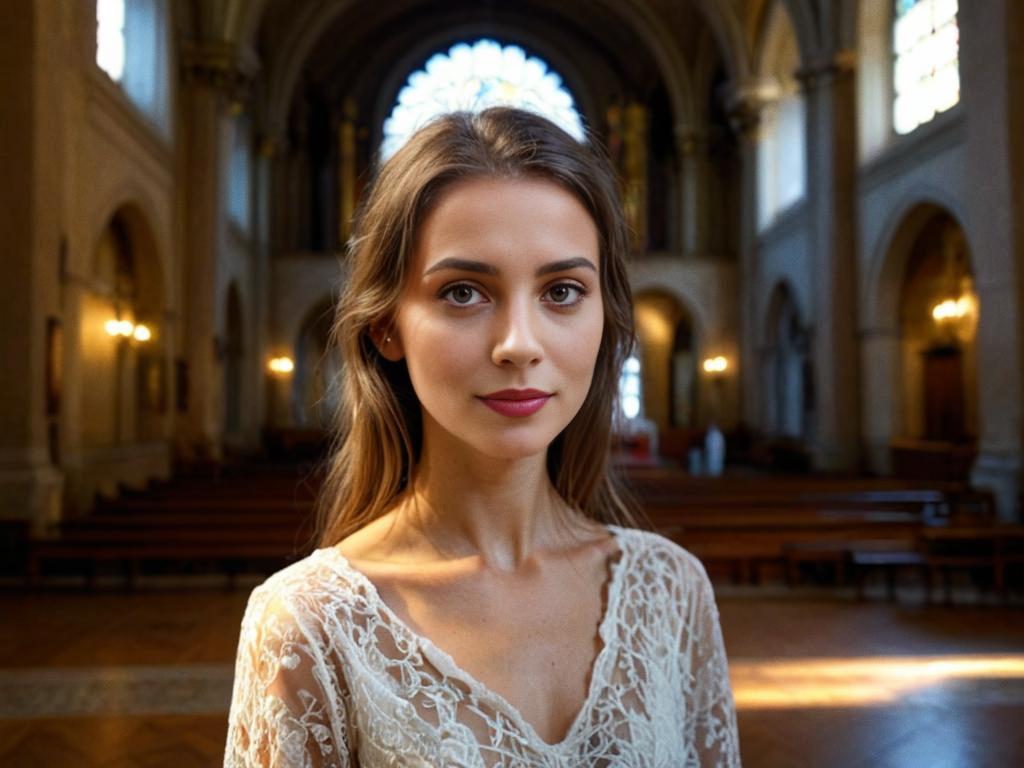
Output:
[633, 291, 700, 463]
[80, 207, 166, 454]
[893, 209, 978, 479]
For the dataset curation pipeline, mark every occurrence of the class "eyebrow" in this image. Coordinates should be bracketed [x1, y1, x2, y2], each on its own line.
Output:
[423, 256, 597, 277]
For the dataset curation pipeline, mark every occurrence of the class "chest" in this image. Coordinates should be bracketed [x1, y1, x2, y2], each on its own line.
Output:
[371, 560, 613, 744]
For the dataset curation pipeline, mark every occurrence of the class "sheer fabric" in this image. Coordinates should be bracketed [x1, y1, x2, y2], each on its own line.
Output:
[225, 526, 740, 767]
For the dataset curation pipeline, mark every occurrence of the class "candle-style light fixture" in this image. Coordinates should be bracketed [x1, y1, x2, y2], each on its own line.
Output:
[105, 318, 152, 342]
[702, 356, 729, 374]
[268, 356, 295, 375]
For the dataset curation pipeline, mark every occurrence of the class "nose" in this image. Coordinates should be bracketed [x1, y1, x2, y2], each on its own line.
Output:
[491, 296, 544, 368]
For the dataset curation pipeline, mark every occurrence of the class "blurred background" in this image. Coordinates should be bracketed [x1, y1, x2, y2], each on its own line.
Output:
[1, 0, 1022, 765]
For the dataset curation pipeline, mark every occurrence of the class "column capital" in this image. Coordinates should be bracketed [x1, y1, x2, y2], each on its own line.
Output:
[722, 79, 777, 138]
[795, 49, 857, 91]
[180, 40, 259, 102]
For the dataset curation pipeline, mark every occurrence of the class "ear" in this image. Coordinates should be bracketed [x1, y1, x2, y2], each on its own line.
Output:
[371, 325, 405, 362]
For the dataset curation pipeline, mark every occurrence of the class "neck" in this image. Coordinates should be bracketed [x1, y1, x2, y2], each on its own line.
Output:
[397, 436, 590, 572]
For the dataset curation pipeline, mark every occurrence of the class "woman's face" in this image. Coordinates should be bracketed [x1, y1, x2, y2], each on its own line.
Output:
[383, 175, 604, 462]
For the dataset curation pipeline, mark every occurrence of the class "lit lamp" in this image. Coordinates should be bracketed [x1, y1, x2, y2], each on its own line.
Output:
[930, 290, 977, 343]
[702, 356, 729, 375]
[268, 356, 295, 376]
[702, 356, 729, 424]
[105, 318, 152, 343]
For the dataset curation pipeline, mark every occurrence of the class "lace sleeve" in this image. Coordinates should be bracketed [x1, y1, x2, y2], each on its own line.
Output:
[681, 560, 742, 767]
[225, 584, 351, 768]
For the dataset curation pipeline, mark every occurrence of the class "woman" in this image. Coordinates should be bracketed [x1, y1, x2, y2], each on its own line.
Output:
[225, 107, 740, 767]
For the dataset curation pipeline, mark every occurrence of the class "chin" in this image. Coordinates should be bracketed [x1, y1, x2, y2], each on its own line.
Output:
[470, 431, 559, 462]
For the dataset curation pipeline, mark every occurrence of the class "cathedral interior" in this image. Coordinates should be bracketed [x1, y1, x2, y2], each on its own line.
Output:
[2, 0, 1024, 764]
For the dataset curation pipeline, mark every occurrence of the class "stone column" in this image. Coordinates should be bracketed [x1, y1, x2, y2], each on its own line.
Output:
[799, 54, 861, 471]
[960, 2, 1024, 521]
[177, 42, 250, 461]
[675, 128, 712, 257]
[726, 93, 764, 431]
[0, 0, 65, 530]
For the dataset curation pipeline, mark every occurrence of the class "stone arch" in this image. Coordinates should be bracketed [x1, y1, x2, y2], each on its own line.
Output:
[753, 0, 807, 231]
[80, 202, 168, 452]
[633, 288, 703, 433]
[867, 201, 979, 478]
[865, 192, 971, 330]
[686, 0, 752, 84]
[256, 0, 696, 141]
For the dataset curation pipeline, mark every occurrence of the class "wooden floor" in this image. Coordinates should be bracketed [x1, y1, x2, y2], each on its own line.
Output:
[1, 580, 1021, 767]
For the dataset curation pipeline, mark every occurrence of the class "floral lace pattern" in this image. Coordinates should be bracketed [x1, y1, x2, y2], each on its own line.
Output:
[225, 527, 741, 767]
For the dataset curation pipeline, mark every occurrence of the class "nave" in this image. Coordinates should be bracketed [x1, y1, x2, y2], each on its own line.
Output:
[3, 464, 1023, 766]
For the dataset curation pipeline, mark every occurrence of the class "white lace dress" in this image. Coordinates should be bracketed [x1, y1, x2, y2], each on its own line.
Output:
[225, 526, 740, 767]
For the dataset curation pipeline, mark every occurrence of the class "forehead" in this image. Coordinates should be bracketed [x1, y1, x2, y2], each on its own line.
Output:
[411, 176, 600, 272]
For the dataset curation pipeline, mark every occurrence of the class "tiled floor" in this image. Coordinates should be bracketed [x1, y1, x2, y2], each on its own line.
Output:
[1, 582, 1021, 767]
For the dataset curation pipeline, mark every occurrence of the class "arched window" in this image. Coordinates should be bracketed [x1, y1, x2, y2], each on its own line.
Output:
[381, 39, 585, 161]
[95, 0, 171, 137]
[893, 0, 959, 135]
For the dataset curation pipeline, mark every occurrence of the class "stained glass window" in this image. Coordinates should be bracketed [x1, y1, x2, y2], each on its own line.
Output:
[96, 0, 125, 82]
[893, 0, 959, 135]
[381, 39, 585, 161]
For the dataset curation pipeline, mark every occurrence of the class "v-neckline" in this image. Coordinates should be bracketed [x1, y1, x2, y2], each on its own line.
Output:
[321, 525, 630, 751]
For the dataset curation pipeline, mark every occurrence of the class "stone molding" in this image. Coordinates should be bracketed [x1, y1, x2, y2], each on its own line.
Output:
[179, 40, 258, 102]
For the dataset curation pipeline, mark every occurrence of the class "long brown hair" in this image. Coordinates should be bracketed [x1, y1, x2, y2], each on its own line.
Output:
[317, 107, 638, 546]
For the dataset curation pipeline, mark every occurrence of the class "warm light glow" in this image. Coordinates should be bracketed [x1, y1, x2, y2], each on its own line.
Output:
[105, 319, 134, 337]
[105, 319, 151, 342]
[703, 356, 729, 374]
[268, 357, 295, 375]
[931, 295, 972, 322]
[730, 653, 1024, 709]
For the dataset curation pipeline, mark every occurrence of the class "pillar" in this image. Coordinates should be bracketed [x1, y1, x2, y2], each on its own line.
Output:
[178, 41, 251, 461]
[800, 53, 861, 471]
[0, 1, 65, 530]
[961, 1, 1024, 521]
[676, 128, 713, 258]
[726, 92, 764, 431]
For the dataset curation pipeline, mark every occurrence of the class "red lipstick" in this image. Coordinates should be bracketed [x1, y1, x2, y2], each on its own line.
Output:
[477, 389, 553, 417]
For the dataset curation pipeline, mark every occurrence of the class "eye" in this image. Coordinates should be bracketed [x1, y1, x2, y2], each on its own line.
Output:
[439, 283, 487, 306]
[543, 282, 587, 306]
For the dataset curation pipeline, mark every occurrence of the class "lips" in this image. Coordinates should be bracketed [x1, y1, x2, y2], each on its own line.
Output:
[477, 389, 553, 417]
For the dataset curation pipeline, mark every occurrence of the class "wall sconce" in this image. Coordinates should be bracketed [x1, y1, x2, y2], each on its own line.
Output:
[930, 289, 977, 343]
[268, 356, 295, 375]
[931, 296, 972, 323]
[702, 356, 729, 374]
[105, 319, 152, 342]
